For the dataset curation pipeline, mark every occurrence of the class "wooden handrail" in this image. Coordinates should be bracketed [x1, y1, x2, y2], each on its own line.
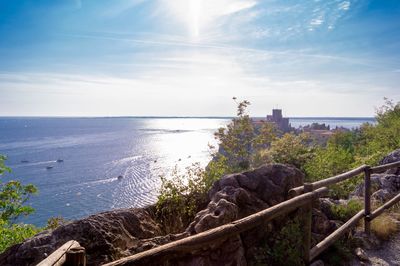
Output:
[310, 210, 365, 261]
[289, 165, 367, 197]
[103, 187, 329, 266]
[370, 192, 400, 220]
[370, 160, 400, 173]
[37, 240, 82, 266]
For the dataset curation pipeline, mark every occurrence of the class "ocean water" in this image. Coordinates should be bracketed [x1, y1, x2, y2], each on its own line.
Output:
[0, 117, 374, 226]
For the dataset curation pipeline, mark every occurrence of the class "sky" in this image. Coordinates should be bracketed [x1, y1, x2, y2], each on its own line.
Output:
[0, 0, 399, 117]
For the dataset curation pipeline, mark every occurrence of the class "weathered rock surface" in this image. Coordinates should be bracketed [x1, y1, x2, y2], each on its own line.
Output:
[182, 164, 304, 265]
[0, 163, 340, 266]
[380, 149, 400, 175]
[0, 164, 306, 266]
[0, 208, 162, 266]
[351, 149, 400, 202]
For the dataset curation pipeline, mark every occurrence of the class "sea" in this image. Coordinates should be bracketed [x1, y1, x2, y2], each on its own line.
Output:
[0, 117, 375, 226]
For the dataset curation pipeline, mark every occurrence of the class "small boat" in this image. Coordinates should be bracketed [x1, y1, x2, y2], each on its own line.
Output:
[117, 175, 123, 180]
[56, 159, 64, 163]
[21, 160, 29, 163]
[46, 166, 53, 170]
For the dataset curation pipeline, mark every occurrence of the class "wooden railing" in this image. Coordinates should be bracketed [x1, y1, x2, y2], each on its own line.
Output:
[36, 240, 85, 266]
[37, 161, 400, 266]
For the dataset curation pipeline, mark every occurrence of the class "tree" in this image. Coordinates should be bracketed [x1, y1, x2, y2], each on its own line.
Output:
[213, 99, 255, 171]
[0, 155, 39, 253]
[268, 133, 315, 170]
[355, 98, 400, 165]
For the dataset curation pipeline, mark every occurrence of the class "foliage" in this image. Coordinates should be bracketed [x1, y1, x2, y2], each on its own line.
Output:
[267, 217, 304, 266]
[330, 199, 363, 221]
[355, 98, 400, 165]
[156, 163, 208, 233]
[214, 99, 255, 171]
[0, 155, 39, 253]
[319, 238, 355, 266]
[252, 217, 304, 266]
[45, 216, 68, 230]
[0, 181, 37, 223]
[304, 144, 354, 183]
[304, 143, 356, 198]
[268, 133, 315, 170]
[0, 220, 41, 253]
[371, 213, 398, 240]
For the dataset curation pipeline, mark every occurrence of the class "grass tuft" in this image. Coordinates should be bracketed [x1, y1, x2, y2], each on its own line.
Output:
[371, 213, 398, 240]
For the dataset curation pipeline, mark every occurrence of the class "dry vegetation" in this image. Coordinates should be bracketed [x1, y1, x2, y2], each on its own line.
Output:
[371, 213, 399, 240]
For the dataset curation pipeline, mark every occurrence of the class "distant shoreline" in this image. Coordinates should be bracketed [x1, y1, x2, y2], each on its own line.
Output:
[0, 116, 376, 120]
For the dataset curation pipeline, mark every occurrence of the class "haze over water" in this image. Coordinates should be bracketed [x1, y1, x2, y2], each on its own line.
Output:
[0, 117, 374, 226]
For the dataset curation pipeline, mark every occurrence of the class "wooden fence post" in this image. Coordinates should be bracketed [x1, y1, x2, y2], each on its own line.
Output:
[364, 166, 371, 235]
[303, 183, 313, 264]
[65, 246, 86, 266]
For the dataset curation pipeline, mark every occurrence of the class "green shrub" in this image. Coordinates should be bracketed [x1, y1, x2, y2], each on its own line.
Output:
[330, 199, 363, 221]
[268, 217, 304, 266]
[0, 220, 41, 253]
[156, 163, 208, 233]
[0, 155, 39, 253]
[46, 216, 68, 230]
[268, 133, 315, 170]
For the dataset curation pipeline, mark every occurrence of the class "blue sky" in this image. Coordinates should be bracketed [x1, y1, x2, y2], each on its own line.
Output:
[0, 0, 399, 116]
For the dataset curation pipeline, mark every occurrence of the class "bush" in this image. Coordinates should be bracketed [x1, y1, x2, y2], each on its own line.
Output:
[156, 163, 208, 233]
[268, 217, 304, 266]
[355, 98, 400, 165]
[0, 155, 39, 253]
[46, 216, 68, 230]
[330, 199, 363, 221]
[371, 213, 398, 240]
[268, 133, 315, 170]
[0, 221, 41, 253]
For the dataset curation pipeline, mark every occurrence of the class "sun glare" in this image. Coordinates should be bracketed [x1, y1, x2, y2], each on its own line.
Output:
[189, 0, 202, 38]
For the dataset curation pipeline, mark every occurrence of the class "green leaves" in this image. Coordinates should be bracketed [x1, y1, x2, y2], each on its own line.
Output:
[0, 155, 39, 252]
[0, 180, 37, 223]
[0, 221, 40, 253]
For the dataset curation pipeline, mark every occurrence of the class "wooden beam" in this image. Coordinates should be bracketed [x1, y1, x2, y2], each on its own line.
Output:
[302, 183, 313, 264]
[310, 210, 364, 261]
[103, 187, 329, 266]
[370, 161, 400, 174]
[289, 165, 367, 197]
[364, 166, 371, 235]
[37, 240, 81, 266]
[370, 192, 400, 220]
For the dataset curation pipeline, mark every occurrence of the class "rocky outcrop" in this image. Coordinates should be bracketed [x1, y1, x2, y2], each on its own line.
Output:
[351, 149, 400, 202]
[0, 208, 162, 266]
[380, 149, 400, 175]
[181, 164, 304, 265]
[0, 163, 337, 266]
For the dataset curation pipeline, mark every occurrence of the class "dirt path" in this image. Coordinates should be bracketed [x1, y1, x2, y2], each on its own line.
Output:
[351, 232, 400, 266]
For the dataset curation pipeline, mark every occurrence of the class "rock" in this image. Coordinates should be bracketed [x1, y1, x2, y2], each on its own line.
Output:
[380, 149, 400, 175]
[351, 173, 400, 202]
[318, 198, 337, 220]
[310, 260, 325, 266]
[0, 208, 162, 266]
[184, 164, 304, 265]
[355, 247, 369, 262]
[312, 209, 338, 237]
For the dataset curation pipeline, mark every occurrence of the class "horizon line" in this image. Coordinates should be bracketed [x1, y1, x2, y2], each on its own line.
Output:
[0, 115, 376, 120]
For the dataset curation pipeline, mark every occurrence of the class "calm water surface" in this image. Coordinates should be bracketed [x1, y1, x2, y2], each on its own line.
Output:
[0, 117, 374, 226]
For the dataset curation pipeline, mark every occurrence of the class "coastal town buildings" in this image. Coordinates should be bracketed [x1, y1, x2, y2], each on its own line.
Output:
[252, 109, 293, 133]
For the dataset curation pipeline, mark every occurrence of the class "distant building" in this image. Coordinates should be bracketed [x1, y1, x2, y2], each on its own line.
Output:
[266, 109, 292, 132]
